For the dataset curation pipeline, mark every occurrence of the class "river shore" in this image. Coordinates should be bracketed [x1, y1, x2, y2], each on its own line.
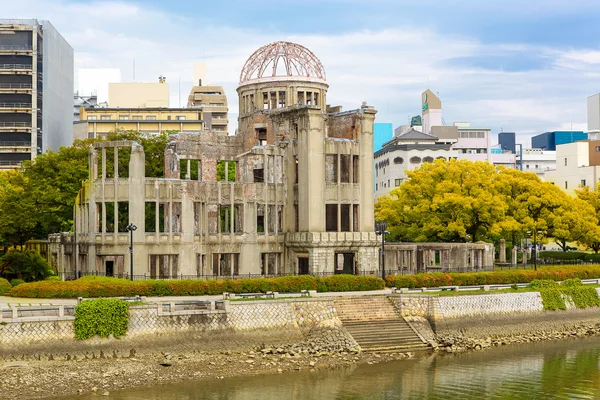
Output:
[0, 349, 417, 400]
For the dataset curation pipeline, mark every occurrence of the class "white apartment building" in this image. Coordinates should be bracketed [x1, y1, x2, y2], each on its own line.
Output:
[544, 140, 600, 193]
[374, 127, 457, 198]
[518, 148, 556, 178]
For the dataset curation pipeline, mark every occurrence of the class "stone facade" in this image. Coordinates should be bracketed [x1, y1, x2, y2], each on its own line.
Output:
[49, 41, 379, 278]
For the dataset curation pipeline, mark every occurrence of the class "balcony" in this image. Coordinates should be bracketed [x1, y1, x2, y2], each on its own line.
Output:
[0, 102, 32, 113]
[0, 83, 32, 94]
[0, 45, 33, 55]
[0, 160, 24, 169]
[0, 122, 33, 132]
[0, 64, 33, 75]
[0, 141, 31, 153]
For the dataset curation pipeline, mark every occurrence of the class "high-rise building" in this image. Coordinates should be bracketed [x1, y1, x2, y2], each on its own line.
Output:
[531, 131, 587, 151]
[0, 19, 73, 169]
[498, 132, 516, 154]
[187, 83, 229, 133]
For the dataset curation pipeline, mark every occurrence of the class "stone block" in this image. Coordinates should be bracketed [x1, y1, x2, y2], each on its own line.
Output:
[483, 285, 490, 292]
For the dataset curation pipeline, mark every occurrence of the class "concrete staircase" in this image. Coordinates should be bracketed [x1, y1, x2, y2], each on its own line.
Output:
[334, 296, 430, 353]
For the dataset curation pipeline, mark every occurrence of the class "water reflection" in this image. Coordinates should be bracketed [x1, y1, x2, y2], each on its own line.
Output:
[54, 336, 600, 400]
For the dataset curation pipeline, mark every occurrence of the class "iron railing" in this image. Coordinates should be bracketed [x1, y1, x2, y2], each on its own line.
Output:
[0, 102, 31, 108]
[0, 122, 31, 127]
[0, 64, 32, 69]
[0, 160, 22, 166]
[0, 83, 31, 89]
[0, 141, 31, 146]
[0, 45, 32, 51]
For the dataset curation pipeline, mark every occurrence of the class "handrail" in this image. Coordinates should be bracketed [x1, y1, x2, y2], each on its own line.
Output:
[0, 64, 32, 69]
[0, 141, 31, 146]
[0, 102, 32, 108]
[0, 45, 32, 50]
[0, 160, 22, 166]
[0, 83, 32, 89]
[0, 122, 31, 127]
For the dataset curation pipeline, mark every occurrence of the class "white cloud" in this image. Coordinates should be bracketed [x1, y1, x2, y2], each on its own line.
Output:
[3, 0, 599, 142]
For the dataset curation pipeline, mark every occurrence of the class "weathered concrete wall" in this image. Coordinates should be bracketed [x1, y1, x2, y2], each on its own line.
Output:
[393, 292, 600, 340]
[0, 298, 345, 360]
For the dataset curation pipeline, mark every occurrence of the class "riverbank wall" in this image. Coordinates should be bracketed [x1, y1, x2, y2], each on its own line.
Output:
[393, 291, 600, 345]
[0, 298, 359, 361]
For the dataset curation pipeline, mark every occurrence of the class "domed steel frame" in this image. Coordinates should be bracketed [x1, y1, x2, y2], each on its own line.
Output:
[239, 41, 326, 85]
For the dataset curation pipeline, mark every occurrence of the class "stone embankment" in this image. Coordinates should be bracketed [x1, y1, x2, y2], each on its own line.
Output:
[436, 324, 600, 353]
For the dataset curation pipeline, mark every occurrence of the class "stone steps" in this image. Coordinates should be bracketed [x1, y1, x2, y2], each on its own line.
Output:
[334, 296, 431, 352]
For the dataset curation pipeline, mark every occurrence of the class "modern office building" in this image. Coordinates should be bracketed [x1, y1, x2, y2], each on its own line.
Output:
[498, 132, 516, 154]
[0, 19, 73, 168]
[544, 140, 600, 192]
[531, 131, 587, 151]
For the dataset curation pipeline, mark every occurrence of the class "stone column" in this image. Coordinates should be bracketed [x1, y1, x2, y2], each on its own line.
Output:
[511, 246, 517, 266]
[522, 250, 527, 268]
[499, 239, 506, 263]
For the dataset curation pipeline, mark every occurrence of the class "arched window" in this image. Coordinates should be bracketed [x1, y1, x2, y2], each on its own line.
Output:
[410, 156, 421, 164]
[393, 157, 404, 164]
[423, 156, 434, 163]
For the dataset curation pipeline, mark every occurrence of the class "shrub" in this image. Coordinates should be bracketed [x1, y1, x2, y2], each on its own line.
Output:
[9, 275, 320, 298]
[45, 276, 61, 282]
[537, 251, 586, 261]
[0, 278, 11, 295]
[529, 279, 559, 290]
[540, 289, 566, 311]
[385, 265, 600, 288]
[74, 299, 129, 340]
[10, 279, 25, 287]
[316, 275, 385, 292]
[0, 249, 52, 282]
[561, 278, 583, 287]
[566, 286, 600, 309]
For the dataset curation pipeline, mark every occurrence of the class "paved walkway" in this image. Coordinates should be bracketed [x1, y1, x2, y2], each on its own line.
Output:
[0, 289, 395, 308]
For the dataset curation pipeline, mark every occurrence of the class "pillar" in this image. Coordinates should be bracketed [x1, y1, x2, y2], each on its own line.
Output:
[511, 246, 517, 266]
[499, 239, 506, 263]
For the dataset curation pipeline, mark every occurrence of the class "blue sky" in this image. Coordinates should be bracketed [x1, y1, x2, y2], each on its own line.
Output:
[5, 0, 600, 144]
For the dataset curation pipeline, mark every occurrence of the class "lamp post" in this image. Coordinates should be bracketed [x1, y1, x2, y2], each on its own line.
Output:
[375, 221, 390, 280]
[126, 223, 137, 280]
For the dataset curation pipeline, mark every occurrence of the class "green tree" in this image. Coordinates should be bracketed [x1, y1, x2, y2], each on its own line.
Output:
[575, 186, 600, 252]
[0, 249, 52, 282]
[0, 130, 170, 247]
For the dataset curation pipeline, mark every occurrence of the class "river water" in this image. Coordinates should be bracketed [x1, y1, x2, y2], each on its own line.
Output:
[58, 336, 600, 400]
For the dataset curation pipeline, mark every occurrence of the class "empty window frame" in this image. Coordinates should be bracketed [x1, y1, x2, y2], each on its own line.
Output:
[212, 253, 239, 276]
[149, 254, 179, 279]
[325, 154, 338, 183]
[256, 128, 267, 146]
[179, 159, 200, 180]
[326, 204, 338, 232]
[261, 253, 281, 275]
[257, 204, 265, 233]
[253, 167, 264, 183]
[219, 204, 243, 233]
[340, 154, 351, 183]
[217, 160, 236, 182]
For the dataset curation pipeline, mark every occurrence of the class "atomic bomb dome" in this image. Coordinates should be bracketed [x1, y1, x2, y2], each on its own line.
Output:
[239, 41, 326, 85]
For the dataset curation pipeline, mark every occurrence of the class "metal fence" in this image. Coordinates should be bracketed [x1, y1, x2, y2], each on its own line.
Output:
[0, 83, 32, 89]
[0, 64, 32, 69]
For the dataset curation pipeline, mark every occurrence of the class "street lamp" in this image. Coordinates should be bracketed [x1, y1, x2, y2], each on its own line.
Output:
[375, 221, 390, 280]
[126, 223, 137, 280]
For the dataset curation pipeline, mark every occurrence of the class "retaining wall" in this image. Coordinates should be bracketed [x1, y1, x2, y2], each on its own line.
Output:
[393, 290, 600, 339]
[0, 298, 342, 360]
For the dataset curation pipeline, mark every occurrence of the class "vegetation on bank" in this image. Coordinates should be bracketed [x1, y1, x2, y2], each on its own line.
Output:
[8, 274, 385, 298]
[74, 299, 129, 340]
[0, 277, 10, 295]
[385, 265, 600, 288]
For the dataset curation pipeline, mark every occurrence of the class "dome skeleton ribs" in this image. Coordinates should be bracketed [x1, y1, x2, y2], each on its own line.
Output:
[239, 41, 326, 84]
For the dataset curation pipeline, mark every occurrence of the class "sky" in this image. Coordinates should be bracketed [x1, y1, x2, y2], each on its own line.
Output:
[4, 0, 600, 145]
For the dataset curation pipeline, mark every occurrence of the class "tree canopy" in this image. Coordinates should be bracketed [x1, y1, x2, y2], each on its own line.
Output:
[375, 159, 597, 250]
[0, 130, 169, 247]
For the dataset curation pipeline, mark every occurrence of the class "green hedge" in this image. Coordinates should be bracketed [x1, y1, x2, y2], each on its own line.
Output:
[74, 299, 129, 340]
[8, 274, 385, 298]
[0, 278, 11, 295]
[317, 275, 385, 292]
[10, 279, 25, 287]
[385, 266, 600, 288]
[537, 251, 586, 260]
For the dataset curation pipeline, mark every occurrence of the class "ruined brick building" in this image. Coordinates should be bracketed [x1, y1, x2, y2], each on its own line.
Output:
[55, 41, 380, 278]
